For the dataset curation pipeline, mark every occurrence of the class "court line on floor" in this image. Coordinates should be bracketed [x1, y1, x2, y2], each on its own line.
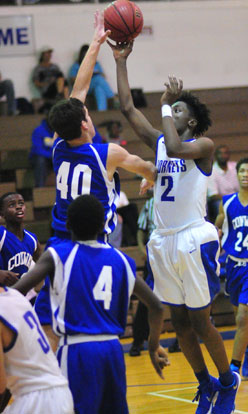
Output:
[148, 389, 248, 414]
[127, 381, 197, 388]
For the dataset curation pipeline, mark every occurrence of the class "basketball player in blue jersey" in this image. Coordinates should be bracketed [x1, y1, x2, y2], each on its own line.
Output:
[0, 192, 42, 294]
[110, 42, 240, 414]
[13, 194, 168, 414]
[215, 157, 248, 380]
[0, 287, 74, 414]
[35, 11, 156, 333]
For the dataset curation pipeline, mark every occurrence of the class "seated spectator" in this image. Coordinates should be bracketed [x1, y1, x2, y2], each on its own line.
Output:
[0, 72, 16, 116]
[69, 44, 118, 111]
[98, 120, 127, 146]
[32, 46, 69, 112]
[207, 144, 239, 222]
[29, 114, 54, 187]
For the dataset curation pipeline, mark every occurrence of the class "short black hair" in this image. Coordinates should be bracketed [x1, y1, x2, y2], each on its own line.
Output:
[178, 91, 212, 137]
[0, 192, 19, 213]
[236, 157, 248, 173]
[67, 195, 104, 240]
[48, 98, 86, 140]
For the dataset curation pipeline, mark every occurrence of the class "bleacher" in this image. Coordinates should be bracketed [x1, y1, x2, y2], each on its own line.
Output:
[1, 86, 248, 333]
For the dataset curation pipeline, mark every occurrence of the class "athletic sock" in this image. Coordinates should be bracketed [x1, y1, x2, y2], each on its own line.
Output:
[195, 368, 211, 388]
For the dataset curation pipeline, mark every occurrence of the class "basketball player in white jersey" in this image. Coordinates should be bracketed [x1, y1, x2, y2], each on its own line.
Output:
[110, 42, 240, 414]
[0, 287, 74, 414]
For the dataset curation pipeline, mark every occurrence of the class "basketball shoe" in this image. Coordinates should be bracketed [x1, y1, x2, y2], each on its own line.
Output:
[229, 363, 240, 374]
[241, 349, 248, 379]
[193, 376, 219, 414]
[212, 372, 241, 414]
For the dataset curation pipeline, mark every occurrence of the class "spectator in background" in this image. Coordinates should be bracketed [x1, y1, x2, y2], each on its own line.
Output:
[29, 114, 54, 188]
[32, 46, 69, 113]
[207, 145, 239, 223]
[0, 72, 16, 116]
[69, 44, 118, 111]
[98, 120, 127, 146]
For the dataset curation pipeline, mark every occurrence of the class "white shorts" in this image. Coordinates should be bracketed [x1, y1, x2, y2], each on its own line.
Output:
[147, 221, 220, 309]
[4, 385, 74, 414]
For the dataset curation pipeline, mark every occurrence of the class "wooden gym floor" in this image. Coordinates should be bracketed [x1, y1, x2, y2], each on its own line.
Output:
[122, 328, 248, 414]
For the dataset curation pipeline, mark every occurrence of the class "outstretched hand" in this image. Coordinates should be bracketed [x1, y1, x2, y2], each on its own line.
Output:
[107, 40, 134, 60]
[160, 76, 183, 106]
[93, 10, 111, 45]
[149, 345, 170, 379]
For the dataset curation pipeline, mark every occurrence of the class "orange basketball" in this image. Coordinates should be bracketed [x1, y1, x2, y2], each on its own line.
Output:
[104, 0, 143, 43]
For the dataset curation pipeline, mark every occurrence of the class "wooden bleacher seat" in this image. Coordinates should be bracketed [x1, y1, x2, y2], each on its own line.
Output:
[0, 182, 16, 194]
[16, 169, 35, 190]
[32, 187, 55, 208]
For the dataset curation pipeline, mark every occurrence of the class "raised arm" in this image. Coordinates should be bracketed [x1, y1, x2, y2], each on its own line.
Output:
[71, 11, 111, 103]
[133, 276, 169, 379]
[107, 143, 156, 184]
[160, 76, 214, 163]
[109, 41, 160, 152]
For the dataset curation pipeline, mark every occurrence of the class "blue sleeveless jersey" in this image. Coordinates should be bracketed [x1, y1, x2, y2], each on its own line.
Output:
[52, 139, 120, 235]
[48, 240, 136, 337]
[0, 226, 37, 276]
[222, 193, 248, 259]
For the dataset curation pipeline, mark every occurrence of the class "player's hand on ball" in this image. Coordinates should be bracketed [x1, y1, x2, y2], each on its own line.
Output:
[93, 10, 111, 44]
[149, 345, 170, 379]
[160, 76, 183, 106]
[107, 40, 134, 60]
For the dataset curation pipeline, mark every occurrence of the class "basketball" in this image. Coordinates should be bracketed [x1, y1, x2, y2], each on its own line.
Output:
[104, 0, 143, 43]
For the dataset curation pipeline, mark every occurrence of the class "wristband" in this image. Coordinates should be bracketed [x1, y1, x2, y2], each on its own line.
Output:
[161, 104, 172, 118]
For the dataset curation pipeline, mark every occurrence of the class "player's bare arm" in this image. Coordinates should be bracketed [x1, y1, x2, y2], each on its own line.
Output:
[107, 143, 156, 183]
[13, 251, 55, 296]
[133, 276, 169, 379]
[109, 41, 160, 151]
[161, 76, 214, 171]
[71, 11, 111, 103]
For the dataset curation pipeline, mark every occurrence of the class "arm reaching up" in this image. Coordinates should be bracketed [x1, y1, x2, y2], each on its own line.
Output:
[71, 11, 111, 103]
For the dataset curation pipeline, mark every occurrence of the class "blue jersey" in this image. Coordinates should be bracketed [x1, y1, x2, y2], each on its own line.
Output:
[47, 240, 136, 337]
[0, 226, 37, 277]
[222, 193, 248, 259]
[52, 139, 120, 235]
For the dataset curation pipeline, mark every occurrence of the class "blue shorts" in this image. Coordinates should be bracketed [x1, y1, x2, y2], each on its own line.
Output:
[57, 339, 128, 414]
[225, 257, 248, 307]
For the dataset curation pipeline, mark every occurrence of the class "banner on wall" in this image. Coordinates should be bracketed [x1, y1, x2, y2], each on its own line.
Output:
[0, 15, 34, 56]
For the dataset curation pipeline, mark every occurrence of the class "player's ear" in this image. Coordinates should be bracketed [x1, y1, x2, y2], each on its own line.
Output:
[81, 120, 88, 131]
[188, 118, 197, 129]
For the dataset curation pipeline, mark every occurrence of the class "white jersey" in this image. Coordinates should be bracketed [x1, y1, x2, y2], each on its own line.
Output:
[154, 136, 209, 231]
[0, 288, 67, 398]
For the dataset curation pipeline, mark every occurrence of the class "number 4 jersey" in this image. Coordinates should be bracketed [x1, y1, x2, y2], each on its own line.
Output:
[52, 139, 120, 236]
[222, 193, 248, 259]
[0, 288, 67, 398]
[47, 240, 136, 337]
[154, 136, 210, 230]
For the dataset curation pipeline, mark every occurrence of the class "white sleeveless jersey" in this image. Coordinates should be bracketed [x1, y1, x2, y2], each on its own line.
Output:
[0, 288, 67, 397]
[154, 136, 209, 231]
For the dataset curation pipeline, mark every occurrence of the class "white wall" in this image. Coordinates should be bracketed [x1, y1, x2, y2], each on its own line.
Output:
[0, 1, 247, 99]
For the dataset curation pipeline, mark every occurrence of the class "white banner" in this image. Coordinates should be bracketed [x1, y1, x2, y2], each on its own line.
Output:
[0, 15, 35, 56]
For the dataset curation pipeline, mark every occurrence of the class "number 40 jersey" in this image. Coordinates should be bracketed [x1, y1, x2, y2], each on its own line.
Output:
[222, 193, 248, 259]
[52, 139, 120, 236]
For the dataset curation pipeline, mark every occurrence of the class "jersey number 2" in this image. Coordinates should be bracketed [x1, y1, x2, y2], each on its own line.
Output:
[93, 266, 113, 310]
[161, 176, 174, 201]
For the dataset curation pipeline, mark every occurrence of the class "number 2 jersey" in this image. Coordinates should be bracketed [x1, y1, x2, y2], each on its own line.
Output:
[0, 288, 67, 398]
[0, 227, 37, 276]
[47, 240, 136, 337]
[222, 193, 248, 259]
[52, 138, 120, 236]
[154, 136, 209, 231]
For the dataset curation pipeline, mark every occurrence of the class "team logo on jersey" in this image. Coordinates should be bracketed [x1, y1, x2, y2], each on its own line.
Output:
[8, 252, 33, 271]
[157, 159, 186, 174]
